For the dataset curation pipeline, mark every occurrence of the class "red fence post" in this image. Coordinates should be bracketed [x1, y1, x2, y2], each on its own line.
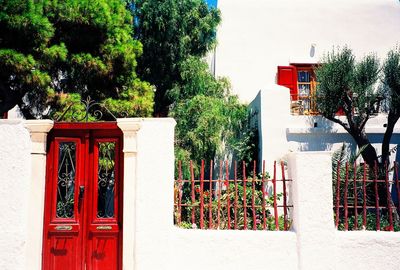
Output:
[281, 161, 288, 231]
[200, 160, 205, 229]
[217, 161, 222, 229]
[262, 160, 267, 230]
[252, 161, 257, 230]
[177, 161, 183, 225]
[209, 160, 213, 229]
[374, 162, 380, 231]
[242, 161, 247, 230]
[384, 161, 393, 231]
[335, 161, 341, 229]
[225, 160, 231, 229]
[190, 161, 195, 226]
[234, 161, 238, 230]
[353, 162, 358, 230]
[362, 163, 367, 229]
[273, 161, 279, 231]
[344, 163, 349, 231]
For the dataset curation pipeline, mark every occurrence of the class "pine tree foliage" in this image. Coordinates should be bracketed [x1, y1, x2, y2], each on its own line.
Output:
[0, 0, 154, 119]
[130, 0, 220, 116]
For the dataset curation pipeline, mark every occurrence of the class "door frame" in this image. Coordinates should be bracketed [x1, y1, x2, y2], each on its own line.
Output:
[42, 122, 124, 270]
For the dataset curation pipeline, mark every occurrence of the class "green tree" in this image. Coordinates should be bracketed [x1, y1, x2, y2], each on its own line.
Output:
[131, 0, 220, 116]
[170, 57, 249, 177]
[0, 0, 153, 119]
[316, 47, 400, 168]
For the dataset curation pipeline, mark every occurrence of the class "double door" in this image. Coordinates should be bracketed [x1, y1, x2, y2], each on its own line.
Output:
[42, 124, 123, 270]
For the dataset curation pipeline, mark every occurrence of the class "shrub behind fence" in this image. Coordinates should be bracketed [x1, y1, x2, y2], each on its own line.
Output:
[333, 161, 400, 231]
[174, 160, 292, 230]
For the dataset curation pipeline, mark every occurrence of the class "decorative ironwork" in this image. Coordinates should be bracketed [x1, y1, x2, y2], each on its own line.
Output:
[56, 142, 76, 218]
[97, 142, 116, 218]
[52, 96, 128, 122]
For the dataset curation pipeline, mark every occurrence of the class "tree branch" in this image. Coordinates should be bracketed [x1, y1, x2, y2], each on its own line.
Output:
[323, 114, 352, 133]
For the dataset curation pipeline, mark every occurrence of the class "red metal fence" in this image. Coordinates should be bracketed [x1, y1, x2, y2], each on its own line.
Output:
[334, 161, 400, 231]
[174, 160, 292, 230]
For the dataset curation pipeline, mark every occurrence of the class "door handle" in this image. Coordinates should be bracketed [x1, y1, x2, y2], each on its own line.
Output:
[79, 186, 85, 200]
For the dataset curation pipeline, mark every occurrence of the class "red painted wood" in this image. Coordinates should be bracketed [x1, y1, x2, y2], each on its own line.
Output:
[277, 65, 298, 100]
[43, 125, 123, 270]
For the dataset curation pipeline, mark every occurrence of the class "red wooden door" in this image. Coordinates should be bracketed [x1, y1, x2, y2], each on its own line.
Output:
[43, 124, 123, 270]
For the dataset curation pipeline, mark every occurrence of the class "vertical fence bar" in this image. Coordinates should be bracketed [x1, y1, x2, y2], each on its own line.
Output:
[262, 160, 267, 230]
[178, 161, 183, 225]
[281, 161, 288, 231]
[225, 160, 231, 229]
[384, 161, 393, 231]
[395, 162, 400, 213]
[190, 161, 195, 226]
[273, 161, 279, 231]
[362, 163, 367, 229]
[374, 161, 380, 231]
[243, 161, 247, 230]
[208, 160, 213, 229]
[353, 162, 358, 230]
[234, 161, 238, 230]
[252, 161, 257, 230]
[217, 161, 222, 229]
[344, 163, 349, 231]
[335, 161, 341, 229]
[200, 160, 205, 229]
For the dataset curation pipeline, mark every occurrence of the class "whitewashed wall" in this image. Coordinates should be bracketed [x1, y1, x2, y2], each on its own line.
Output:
[0, 120, 31, 270]
[216, 0, 400, 102]
[250, 86, 400, 169]
[1, 119, 400, 270]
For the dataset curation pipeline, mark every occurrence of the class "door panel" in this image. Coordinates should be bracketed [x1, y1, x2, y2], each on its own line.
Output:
[43, 126, 122, 270]
[43, 138, 83, 270]
[86, 138, 121, 270]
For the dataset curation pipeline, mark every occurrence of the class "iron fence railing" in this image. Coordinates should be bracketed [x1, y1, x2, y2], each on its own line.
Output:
[174, 160, 292, 231]
[333, 161, 400, 231]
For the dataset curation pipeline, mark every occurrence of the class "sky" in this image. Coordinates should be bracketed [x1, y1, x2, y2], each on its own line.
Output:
[205, 0, 217, 7]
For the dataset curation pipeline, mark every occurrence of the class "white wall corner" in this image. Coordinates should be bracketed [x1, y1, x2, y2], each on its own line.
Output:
[22, 120, 53, 270]
[288, 151, 336, 270]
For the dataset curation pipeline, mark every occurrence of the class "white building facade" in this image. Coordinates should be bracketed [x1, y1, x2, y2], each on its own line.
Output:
[214, 0, 400, 168]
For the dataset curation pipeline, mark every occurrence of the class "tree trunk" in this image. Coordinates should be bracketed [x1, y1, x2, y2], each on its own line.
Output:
[351, 131, 379, 168]
[381, 111, 400, 165]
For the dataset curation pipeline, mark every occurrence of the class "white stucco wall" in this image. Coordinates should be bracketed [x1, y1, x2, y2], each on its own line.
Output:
[251, 85, 400, 165]
[0, 120, 31, 270]
[336, 231, 400, 270]
[2, 119, 400, 270]
[134, 118, 298, 270]
[216, 0, 400, 102]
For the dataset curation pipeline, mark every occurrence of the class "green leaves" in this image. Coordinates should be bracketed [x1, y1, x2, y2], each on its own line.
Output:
[131, 0, 221, 115]
[0, 0, 153, 118]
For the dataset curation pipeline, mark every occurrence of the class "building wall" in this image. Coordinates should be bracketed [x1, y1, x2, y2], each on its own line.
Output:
[1, 120, 400, 270]
[216, 0, 400, 102]
[0, 120, 31, 270]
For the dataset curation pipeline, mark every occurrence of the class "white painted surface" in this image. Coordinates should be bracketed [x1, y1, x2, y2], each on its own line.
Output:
[250, 85, 291, 173]
[289, 152, 336, 270]
[117, 118, 142, 270]
[24, 120, 53, 270]
[2, 120, 400, 270]
[0, 120, 31, 270]
[216, 0, 400, 102]
[336, 231, 400, 270]
[134, 117, 298, 270]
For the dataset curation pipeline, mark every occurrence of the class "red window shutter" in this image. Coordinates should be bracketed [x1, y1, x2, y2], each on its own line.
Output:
[277, 66, 298, 100]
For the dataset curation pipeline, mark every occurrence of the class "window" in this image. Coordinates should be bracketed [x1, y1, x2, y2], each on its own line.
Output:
[277, 64, 318, 115]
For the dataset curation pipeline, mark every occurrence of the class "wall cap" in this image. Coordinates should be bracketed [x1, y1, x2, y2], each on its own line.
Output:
[24, 120, 54, 133]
